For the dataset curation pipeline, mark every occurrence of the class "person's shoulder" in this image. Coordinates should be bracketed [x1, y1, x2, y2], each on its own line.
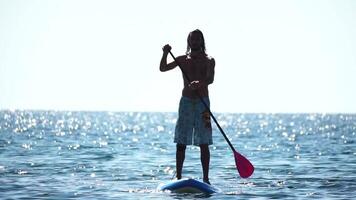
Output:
[205, 55, 215, 65]
[205, 54, 215, 61]
[176, 55, 188, 62]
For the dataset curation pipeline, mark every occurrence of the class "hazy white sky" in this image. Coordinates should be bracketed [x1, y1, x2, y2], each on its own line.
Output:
[1, 0, 355, 113]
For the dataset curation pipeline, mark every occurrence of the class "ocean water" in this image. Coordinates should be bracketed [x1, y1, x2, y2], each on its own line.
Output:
[0, 111, 355, 199]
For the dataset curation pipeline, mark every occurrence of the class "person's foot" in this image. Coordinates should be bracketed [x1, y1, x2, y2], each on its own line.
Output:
[203, 179, 211, 185]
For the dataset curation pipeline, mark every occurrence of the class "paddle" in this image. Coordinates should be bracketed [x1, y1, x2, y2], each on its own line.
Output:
[168, 50, 254, 178]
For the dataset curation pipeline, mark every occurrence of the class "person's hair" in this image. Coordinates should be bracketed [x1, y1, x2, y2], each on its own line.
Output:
[186, 29, 206, 55]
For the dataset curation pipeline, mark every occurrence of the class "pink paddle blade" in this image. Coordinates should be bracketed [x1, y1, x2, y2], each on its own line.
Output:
[234, 150, 254, 178]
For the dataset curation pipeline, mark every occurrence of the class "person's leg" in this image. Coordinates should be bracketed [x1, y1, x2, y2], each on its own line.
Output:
[200, 144, 210, 184]
[176, 144, 186, 179]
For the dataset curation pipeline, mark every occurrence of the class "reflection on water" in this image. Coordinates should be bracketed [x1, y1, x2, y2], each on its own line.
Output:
[0, 111, 355, 199]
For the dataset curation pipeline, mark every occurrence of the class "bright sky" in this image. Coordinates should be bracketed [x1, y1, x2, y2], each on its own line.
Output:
[1, 0, 355, 113]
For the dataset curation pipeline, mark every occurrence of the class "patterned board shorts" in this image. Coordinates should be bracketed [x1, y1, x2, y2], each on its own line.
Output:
[174, 96, 213, 146]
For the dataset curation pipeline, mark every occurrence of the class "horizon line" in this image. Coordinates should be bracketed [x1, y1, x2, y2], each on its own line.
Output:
[1, 108, 355, 115]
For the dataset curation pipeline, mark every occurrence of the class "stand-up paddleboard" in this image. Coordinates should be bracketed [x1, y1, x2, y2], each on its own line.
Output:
[158, 178, 221, 194]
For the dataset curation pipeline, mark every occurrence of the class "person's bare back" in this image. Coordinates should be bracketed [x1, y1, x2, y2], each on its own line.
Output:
[176, 53, 215, 98]
[160, 29, 215, 99]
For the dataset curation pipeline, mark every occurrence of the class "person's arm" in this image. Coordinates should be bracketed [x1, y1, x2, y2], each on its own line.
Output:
[160, 44, 178, 72]
[199, 58, 215, 87]
[205, 57, 215, 85]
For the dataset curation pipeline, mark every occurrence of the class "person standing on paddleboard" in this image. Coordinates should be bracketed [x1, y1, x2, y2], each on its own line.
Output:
[159, 29, 215, 184]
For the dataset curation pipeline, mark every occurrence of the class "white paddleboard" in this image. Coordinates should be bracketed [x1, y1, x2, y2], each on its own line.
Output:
[158, 178, 221, 194]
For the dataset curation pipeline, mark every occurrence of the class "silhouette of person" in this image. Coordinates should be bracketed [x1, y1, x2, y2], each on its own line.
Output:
[159, 29, 215, 184]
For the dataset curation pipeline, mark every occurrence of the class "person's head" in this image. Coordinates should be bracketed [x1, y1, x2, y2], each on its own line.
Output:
[186, 29, 206, 55]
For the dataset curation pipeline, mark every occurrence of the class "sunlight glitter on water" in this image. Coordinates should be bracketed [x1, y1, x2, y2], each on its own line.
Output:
[0, 111, 355, 199]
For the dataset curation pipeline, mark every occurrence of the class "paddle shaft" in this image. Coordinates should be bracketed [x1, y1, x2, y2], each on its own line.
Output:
[168, 51, 236, 153]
